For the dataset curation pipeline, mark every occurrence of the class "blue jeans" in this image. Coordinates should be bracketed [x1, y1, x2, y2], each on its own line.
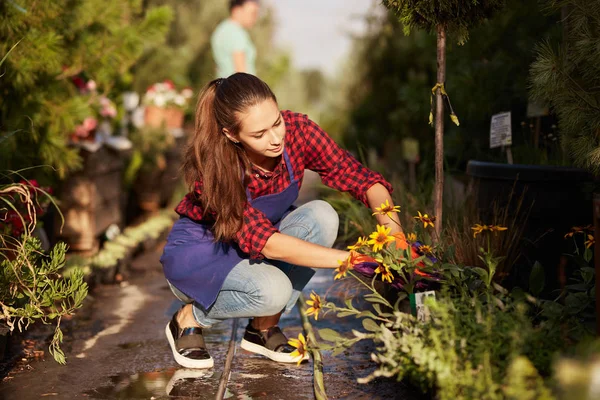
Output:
[168, 200, 339, 328]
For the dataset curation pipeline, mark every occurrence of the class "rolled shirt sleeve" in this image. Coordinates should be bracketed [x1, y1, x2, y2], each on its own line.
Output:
[300, 116, 393, 206]
[234, 203, 278, 259]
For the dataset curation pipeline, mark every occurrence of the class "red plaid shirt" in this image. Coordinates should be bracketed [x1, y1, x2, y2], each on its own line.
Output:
[175, 110, 393, 259]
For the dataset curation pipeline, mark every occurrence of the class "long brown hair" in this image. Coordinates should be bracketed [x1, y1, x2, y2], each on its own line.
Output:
[182, 73, 277, 242]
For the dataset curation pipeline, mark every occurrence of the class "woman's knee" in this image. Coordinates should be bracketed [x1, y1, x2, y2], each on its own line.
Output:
[249, 267, 293, 316]
[303, 200, 339, 247]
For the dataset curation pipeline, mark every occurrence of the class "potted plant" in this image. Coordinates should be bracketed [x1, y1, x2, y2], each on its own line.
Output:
[1, 177, 88, 364]
[55, 75, 130, 253]
[142, 80, 193, 131]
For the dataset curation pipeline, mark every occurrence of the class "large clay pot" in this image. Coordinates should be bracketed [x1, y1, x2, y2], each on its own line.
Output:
[144, 106, 184, 130]
[56, 147, 126, 252]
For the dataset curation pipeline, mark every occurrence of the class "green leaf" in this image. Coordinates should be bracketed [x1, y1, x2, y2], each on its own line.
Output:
[584, 247, 593, 263]
[317, 328, 343, 343]
[336, 311, 356, 318]
[529, 261, 545, 297]
[356, 310, 377, 319]
[364, 296, 393, 306]
[471, 267, 489, 281]
[362, 318, 380, 332]
[332, 346, 346, 357]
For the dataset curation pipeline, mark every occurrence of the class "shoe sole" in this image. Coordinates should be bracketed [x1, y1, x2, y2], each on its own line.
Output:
[165, 323, 214, 369]
[240, 338, 310, 363]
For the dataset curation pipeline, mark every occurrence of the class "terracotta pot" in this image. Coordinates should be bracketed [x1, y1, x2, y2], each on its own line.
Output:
[144, 106, 184, 130]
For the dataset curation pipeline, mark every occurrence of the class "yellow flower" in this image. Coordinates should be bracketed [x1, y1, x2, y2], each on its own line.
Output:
[368, 225, 395, 252]
[375, 263, 394, 283]
[407, 233, 417, 242]
[472, 224, 487, 238]
[347, 236, 369, 251]
[564, 226, 585, 239]
[419, 245, 433, 254]
[288, 333, 308, 365]
[489, 225, 508, 234]
[335, 253, 354, 280]
[585, 234, 595, 249]
[305, 291, 323, 320]
[372, 199, 401, 218]
[414, 211, 436, 229]
[472, 224, 507, 238]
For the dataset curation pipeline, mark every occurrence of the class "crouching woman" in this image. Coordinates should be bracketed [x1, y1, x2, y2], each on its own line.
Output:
[160, 73, 401, 368]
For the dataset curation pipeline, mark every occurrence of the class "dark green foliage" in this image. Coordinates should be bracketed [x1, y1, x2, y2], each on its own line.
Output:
[0, 0, 172, 177]
[1, 238, 88, 364]
[530, 0, 600, 174]
[343, 0, 560, 180]
[382, 0, 506, 43]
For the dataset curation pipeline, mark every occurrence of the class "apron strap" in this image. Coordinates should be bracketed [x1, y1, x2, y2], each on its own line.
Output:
[245, 148, 295, 201]
[283, 149, 295, 181]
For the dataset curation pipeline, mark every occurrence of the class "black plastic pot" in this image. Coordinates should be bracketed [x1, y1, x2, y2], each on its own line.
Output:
[466, 160, 595, 292]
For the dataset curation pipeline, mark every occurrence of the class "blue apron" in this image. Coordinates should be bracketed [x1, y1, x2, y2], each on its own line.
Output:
[160, 149, 300, 309]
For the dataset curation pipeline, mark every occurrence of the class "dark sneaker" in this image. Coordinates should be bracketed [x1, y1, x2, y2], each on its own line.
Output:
[165, 311, 213, 369]
[240, 322, 309, 363]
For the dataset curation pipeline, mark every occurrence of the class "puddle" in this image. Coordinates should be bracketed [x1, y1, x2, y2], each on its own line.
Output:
[85, 368, 218, 399]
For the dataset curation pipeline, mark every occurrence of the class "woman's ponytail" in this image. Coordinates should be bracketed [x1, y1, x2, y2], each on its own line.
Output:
[181, 74, 276, 242]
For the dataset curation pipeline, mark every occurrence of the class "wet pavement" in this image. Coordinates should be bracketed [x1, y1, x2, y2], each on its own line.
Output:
[0, 242, 425, 400]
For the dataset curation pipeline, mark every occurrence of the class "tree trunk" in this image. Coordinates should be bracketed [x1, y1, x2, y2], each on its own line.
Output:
[594, 194, 600, 335]
[434, 24, 446, 239]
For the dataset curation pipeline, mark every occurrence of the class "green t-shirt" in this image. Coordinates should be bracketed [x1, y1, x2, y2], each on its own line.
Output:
[210, 19, 256, 78]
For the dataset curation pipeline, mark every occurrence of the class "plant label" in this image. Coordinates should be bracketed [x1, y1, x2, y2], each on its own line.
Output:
[490, 111, 512, 149]
[409, 290, 436, 322]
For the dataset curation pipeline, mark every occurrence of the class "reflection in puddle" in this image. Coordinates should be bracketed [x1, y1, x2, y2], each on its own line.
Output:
[86, 366, 293, 399]
[85, 368, 216, 399]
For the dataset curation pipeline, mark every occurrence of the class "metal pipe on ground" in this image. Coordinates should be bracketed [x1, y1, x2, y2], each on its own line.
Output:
[215, 318, 239, 399]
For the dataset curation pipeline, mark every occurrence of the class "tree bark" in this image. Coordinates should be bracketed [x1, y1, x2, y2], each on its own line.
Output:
[434, 24, 446, 240]
[594, 194, 600, 335]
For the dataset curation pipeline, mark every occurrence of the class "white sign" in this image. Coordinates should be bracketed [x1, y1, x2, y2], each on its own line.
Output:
[490, 111, 512, 149]
[413, 291, 436, 323]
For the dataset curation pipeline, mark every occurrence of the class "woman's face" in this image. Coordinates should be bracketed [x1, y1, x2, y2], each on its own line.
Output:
[233, 99, 285, 167]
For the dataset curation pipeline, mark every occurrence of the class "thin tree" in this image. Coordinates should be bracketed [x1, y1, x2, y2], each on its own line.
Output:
[382, 0, 505, 237]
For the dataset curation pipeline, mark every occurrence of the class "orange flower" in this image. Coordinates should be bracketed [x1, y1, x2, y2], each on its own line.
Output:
[414, 268, 431, 277]
[392, 232, 409, 250]
[585, 234, 595, 249]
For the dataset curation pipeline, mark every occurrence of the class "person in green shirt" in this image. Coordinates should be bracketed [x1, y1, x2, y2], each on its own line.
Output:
[211, 0, 259, 78]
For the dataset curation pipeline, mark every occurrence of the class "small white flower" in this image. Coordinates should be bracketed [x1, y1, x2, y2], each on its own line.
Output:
[154, 94, 166, 107]
[174, 95, 186, 106]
